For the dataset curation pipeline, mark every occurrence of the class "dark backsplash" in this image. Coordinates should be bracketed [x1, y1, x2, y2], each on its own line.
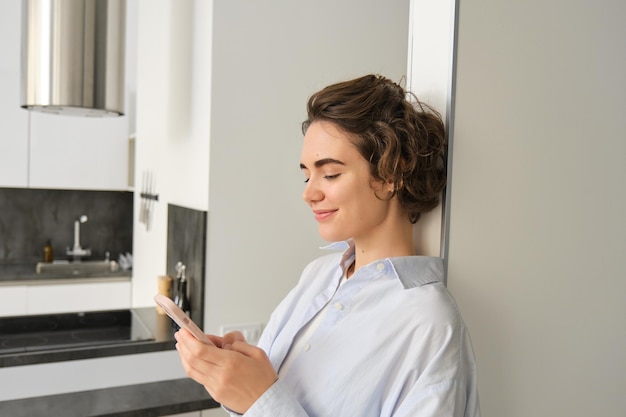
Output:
[0, 188, 133, 264]
[167, 204, 207, 327]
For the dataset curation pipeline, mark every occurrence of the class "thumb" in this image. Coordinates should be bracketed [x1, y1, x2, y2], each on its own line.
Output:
[222, 330, 246, 349]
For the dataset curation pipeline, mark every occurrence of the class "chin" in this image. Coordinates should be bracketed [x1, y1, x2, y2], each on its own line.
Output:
[318, 227, 349, 243]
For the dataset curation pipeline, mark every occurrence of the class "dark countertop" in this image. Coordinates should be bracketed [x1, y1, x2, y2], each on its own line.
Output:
[0, 263, 132, 283]
[0, 307, 177, 368]
[0, 378, 220, 417]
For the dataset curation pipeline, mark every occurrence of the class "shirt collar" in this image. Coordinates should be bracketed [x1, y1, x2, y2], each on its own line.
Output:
[322, 240, 444, 288]
[320, 240, 355, 275]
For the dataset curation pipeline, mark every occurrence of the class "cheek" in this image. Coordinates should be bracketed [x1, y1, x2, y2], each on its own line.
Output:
[319, 182, 344, 204]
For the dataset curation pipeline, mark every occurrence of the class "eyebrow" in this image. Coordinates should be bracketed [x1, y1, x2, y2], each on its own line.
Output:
[299, 158, 345, 170]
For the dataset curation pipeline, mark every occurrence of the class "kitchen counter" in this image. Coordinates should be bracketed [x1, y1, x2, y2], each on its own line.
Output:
[0, 377, 220, 416]
[0, 307, 221, 415]
[0, 307, 178, 368]
[0, 263, 132, 283]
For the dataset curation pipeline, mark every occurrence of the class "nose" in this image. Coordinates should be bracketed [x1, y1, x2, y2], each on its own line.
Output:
[302, 178, 323, 204]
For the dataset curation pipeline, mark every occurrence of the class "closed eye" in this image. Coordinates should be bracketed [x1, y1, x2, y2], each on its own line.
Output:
[300, 159, 344, 183]
[303, 173, 340, 183]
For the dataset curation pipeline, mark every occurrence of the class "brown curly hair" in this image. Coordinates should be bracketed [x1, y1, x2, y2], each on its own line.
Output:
[302, 74, 447, 224]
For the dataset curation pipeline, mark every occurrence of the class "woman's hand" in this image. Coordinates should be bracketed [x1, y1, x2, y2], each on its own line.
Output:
[175, 329, 278, 414]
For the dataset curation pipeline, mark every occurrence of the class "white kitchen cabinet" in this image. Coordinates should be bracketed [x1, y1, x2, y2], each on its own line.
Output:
[26, 278, 131, 315]
[0, 286, 28, 317]
[0, 0, 29, 188]
[0, 278, 131, 317]
[28, 112, 131, 190]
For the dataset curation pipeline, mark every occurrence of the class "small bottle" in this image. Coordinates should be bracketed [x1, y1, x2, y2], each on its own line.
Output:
[43, 240, 54, 263]
[171, 262, 182, 301]
[173, 263, 191, 316]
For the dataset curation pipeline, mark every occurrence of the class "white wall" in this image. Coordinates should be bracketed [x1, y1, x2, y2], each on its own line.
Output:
[203, 0, 410, 334]
[132, 0, 212, 307]
[447, 0, 626, 416]
[407, 0, 456, 257]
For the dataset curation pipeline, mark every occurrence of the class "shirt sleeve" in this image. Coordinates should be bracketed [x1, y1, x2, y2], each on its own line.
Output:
[224, 379, 310, 417]
[391, 379, 480, 417]
[391, 326, 481, 417]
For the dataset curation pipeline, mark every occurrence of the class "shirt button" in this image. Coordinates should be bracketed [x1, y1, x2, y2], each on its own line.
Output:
[376, 263, 385, 271]
[335, 302, 343, 311]
[304, 344, 311, 351]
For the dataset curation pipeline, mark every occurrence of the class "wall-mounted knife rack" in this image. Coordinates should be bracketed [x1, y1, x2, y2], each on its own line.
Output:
[139, 170, 159, 231]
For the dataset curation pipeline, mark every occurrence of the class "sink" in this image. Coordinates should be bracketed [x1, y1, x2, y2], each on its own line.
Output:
[36, 260, 120, 275]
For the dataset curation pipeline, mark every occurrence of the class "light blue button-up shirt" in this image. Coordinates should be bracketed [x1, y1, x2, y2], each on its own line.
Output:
[235, 242, 480, 417]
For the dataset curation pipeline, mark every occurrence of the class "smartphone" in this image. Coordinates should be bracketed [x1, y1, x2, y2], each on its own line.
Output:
[154, 294, 214, 345]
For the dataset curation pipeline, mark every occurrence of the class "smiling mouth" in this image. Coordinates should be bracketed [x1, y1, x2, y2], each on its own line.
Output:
[313, 210, 336, 221]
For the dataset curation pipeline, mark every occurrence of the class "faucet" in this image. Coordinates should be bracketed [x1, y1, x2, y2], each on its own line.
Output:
[66, 215, 92, 261]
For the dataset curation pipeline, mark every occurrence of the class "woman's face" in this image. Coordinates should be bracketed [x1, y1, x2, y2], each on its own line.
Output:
[300, 121, 393, 243]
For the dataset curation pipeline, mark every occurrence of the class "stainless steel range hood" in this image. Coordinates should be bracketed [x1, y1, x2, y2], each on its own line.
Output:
[21, 0, 126, 117]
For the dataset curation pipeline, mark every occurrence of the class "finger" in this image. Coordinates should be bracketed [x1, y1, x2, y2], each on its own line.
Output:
[222, 331, 246, 349]
[175, 332, 225, 387]
[227, 340, 265, 359]
[175, 328, 202, 353]
[177, 329, 220, 351]
[207, 334, 224, 348]
[176, 330, 221, 365]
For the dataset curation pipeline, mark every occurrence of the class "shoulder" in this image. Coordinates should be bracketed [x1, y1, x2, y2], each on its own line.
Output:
[386, 256, 462, 327]
[407, 281, 464, 328]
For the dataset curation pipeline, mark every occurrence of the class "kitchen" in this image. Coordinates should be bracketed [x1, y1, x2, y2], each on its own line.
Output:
[1, 0, 424, 415]
[2, 0, 625, 416]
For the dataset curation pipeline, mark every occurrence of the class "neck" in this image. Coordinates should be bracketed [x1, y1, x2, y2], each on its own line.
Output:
[350, 219, 414, 275]
[346, 261, 356, 279]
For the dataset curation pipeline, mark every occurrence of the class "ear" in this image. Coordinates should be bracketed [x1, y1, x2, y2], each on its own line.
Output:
[374, 181, 395, 201]
[384, 180, 395, 195]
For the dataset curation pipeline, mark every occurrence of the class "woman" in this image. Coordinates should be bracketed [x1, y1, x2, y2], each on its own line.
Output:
[175, 74, 480, 417]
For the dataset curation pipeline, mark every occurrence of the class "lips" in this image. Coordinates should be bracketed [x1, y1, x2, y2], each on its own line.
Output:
[313, 209, 337, 222]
